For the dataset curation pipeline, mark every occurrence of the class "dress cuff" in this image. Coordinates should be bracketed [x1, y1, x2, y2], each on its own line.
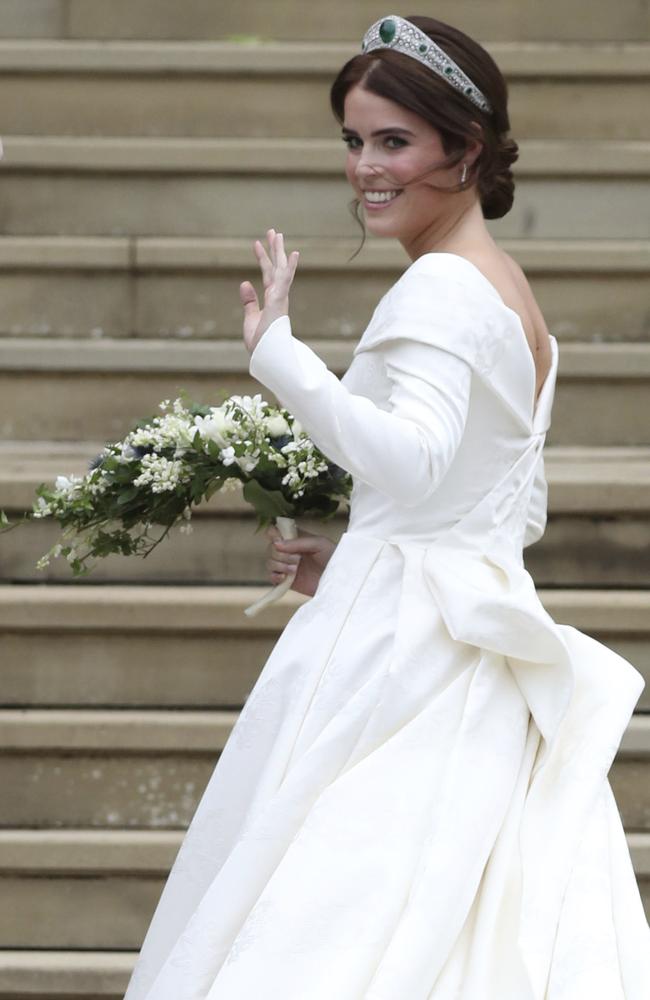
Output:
[248, 314, 292, 381]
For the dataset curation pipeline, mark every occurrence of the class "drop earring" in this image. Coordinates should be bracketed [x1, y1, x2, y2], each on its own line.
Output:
[460, 163, 468, 184]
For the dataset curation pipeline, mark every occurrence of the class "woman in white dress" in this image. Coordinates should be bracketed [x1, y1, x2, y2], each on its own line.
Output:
[124, 15, 650, 999]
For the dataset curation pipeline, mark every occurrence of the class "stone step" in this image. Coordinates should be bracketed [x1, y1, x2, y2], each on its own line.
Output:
[2, 136, 649, 239]
[1, 335, 650, 447]
[2, 444, 650, 587]
[0, 235, 647, 342]
[0, 830, 176, 950]
[0, 949, 133, 999]
[0, 584, 649, 709]
[0, 41, 648, 139]
[2, 500, 649, 589]
[0, 709, 648, 831]
[7, 136, 650, 176]
[1, 0, 646, 43]
[0, 828, 647, 950]
[4, 442, 650, 511]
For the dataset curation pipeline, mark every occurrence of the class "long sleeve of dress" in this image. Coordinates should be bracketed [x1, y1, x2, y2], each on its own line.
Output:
[248, 314, 472, 508]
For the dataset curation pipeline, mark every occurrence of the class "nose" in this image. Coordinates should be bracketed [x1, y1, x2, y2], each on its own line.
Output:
[354, 153, 384, 185]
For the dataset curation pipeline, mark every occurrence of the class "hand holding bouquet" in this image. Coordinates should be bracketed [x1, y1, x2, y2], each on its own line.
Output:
[0, 392, 351, 617]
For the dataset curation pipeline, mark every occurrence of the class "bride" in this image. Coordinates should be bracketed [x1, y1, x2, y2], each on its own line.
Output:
[124, 15, 650, 999]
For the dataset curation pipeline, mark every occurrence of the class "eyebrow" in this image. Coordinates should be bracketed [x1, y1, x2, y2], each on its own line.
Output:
[341, 126, 415, 137]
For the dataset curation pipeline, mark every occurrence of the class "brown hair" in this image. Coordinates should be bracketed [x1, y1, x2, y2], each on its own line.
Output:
[330, 14, 519, 246]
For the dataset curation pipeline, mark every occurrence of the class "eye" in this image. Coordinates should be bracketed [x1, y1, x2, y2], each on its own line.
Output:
[341, 135, 408, 149]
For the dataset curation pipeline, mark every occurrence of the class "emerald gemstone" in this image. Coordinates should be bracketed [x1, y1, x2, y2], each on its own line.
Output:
[418, 43, 428, 53]
[379, 19, 396, 43]
[444, 66, 453, 75]
[465, 87, 472, 94]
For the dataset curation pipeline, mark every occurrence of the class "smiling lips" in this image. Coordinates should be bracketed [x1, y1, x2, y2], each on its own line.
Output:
[362, 189, 403, 208]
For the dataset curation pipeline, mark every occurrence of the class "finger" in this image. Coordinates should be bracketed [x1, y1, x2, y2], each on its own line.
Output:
[272, 252, 298, 299]
[274, 538, 314, 553]
[271, 543, 300, 561]
[268, 556, 296, 571]
[267, 557, 298, 574]
[254, 240, 273, 284]
[276, 232, 287, 269]
[277, 246, 299, 290]
[266, 228, 277, 267]
[270, 568, 295, 582]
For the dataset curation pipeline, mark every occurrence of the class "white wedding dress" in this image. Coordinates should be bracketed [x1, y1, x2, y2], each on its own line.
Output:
[124, 253, 650, 1000]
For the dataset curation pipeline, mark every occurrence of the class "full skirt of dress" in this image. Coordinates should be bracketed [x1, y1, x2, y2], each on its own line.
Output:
[124, 531, 650, 1000]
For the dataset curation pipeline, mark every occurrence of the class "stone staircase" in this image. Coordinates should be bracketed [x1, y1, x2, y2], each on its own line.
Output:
[0, 3, 648, 995]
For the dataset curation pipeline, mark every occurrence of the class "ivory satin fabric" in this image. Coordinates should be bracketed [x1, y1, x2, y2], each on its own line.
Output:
[124, 253, 650, 999]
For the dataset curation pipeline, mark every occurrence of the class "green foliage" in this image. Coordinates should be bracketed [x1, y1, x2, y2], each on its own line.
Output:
[243, 479, 294, 529]
[10, 393, 352, 576]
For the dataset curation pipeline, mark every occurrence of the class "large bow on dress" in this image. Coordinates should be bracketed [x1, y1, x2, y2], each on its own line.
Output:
[396, 337, 646, 997]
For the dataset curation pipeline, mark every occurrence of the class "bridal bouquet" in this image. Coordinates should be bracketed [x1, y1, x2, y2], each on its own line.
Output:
[0, 392, 352, 617]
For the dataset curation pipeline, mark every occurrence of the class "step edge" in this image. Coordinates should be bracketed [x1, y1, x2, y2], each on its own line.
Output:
[0, 39, 647, 75]
[3, 135, 650, 176]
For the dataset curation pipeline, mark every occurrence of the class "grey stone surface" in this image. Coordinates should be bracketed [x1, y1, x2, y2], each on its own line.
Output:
[0, 70, 647, 140]
[1, 173, 647, 240]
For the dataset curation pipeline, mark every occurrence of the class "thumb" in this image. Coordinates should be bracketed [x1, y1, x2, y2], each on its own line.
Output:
[239, 280, 259, 313]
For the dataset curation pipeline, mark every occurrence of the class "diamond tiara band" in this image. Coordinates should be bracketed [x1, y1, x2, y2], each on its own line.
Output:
[361, 16, 493, 114]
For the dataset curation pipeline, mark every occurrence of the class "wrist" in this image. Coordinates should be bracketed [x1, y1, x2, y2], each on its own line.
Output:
[249, 313, 291, 358]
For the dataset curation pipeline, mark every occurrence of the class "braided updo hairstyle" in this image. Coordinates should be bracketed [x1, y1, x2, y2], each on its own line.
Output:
[330, 14, 518, 223]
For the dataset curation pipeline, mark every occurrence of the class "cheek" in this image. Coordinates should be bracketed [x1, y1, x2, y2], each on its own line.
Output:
[390, 150, 432, 188]
[344, 156, 358, 189]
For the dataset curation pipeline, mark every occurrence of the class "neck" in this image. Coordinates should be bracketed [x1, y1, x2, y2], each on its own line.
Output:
[400, 195, 495, 262]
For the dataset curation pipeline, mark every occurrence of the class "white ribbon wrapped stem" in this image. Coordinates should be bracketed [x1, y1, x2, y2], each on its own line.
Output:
[243, 515, 300, 617]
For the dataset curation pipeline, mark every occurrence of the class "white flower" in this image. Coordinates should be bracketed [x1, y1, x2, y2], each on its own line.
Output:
[237, 454, 260, 474]
[132, 453, 191, 493]
[193, 409, 236, 448]
[231, 393, 260, 410]
[264, 414, 290, 437]
[32, 496, 52, 518]
[87, 472, 109, 497]
[119, 443, 139, 462]
[291, 418, 304, 438]
[55, 474, 83, 496]
[128, 411, 194, 450]
[228, 393, 265, 421]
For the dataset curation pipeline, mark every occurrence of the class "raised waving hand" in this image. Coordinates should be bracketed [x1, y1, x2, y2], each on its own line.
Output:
[239, 228, 300, 354]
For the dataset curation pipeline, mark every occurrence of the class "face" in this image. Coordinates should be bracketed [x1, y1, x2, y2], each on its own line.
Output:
[342, 83, 477, 242]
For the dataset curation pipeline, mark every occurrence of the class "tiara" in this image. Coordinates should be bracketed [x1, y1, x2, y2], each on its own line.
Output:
[361, 15, 493, 114]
